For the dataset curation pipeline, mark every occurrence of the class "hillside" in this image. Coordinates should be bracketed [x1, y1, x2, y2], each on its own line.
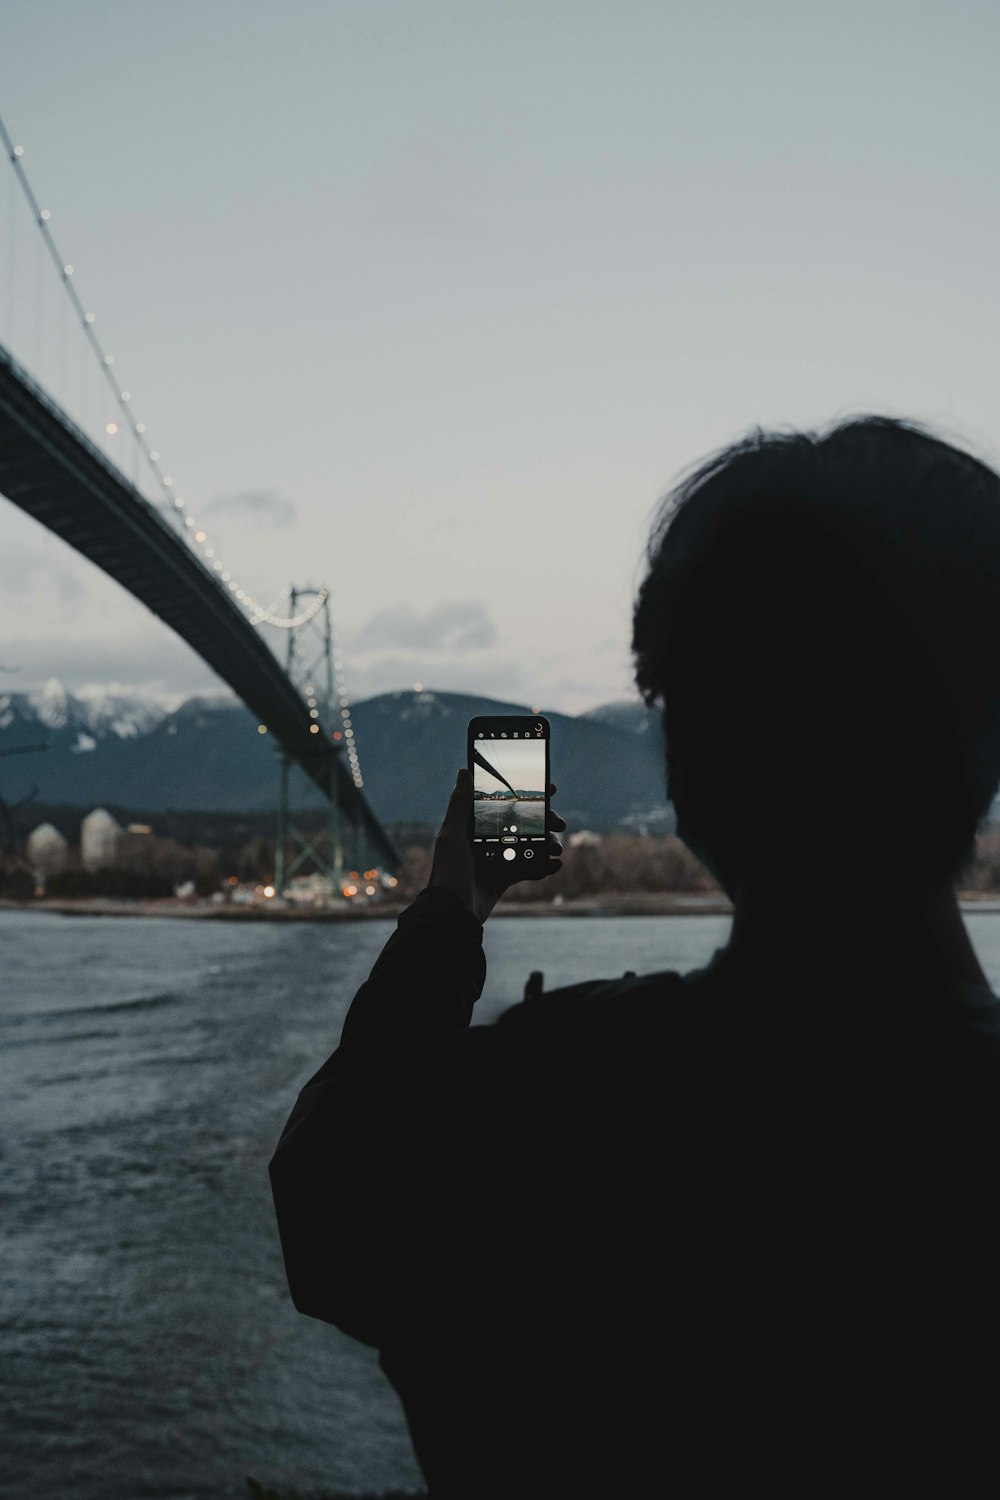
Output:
[0, 683, 674, 835]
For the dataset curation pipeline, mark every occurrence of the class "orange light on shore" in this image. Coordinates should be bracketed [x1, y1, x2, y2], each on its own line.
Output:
[343, 884, 358, 897]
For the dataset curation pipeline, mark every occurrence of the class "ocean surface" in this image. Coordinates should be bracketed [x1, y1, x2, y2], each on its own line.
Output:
[473, 797, 547, 837]
[3, 906, 1000, 1500]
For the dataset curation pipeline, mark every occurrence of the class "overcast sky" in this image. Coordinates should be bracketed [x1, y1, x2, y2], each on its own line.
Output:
[1, 0, 998, 715]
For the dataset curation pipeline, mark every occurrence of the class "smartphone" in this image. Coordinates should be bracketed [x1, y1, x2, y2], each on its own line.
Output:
[467, 715, 551, 879]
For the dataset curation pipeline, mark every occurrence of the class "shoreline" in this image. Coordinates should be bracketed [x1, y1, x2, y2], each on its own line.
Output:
[3, 892, 1000, 920]
[0, 893, 735, 920]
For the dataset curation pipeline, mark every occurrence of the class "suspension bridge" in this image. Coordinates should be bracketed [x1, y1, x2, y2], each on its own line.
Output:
[0, 115, 399, 891]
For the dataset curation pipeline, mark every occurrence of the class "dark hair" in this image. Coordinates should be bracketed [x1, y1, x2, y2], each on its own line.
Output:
[632, 415, 1000, 887]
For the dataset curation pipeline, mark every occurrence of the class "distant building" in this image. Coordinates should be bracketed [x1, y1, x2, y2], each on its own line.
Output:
[81, 807, 122, 871]
[27, 822, 68, 875]
[286, 872, 338, 906]
[118, 823, 154, 861]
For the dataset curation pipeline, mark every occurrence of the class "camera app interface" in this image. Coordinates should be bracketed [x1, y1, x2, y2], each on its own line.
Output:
[472, 728, 547, 854]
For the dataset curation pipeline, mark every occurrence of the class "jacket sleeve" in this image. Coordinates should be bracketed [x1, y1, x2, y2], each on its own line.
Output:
[267, 886, 487, 1344]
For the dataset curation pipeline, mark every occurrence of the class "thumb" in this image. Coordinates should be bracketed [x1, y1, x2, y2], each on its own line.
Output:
[441, 767, 473, 834]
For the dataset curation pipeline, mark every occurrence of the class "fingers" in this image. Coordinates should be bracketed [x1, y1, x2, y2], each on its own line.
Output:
[546, 784, 565, 865]
[436, 768, 473, 845]
[443, 771, 564, 873]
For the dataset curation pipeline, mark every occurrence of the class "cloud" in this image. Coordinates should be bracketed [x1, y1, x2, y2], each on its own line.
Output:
[0, 544, 43, 594]
[0, 627, 221, 701]
[201, 489, 297, 529]
[353, 600, 497, 653]
[345, 653, 524, 703]
[0, 541, 89, 619]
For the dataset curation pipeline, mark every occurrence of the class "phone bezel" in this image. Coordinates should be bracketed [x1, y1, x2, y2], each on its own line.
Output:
[467, 715, 551, 880]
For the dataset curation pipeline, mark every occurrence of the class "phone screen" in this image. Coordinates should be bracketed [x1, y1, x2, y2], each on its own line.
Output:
[468, 716, 550, 874]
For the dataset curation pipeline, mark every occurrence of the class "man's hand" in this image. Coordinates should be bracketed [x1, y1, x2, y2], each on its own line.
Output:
[428, 768, 565, 924]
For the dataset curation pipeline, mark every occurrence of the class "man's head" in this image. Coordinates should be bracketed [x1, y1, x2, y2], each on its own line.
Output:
[632, 416, 1000, 895]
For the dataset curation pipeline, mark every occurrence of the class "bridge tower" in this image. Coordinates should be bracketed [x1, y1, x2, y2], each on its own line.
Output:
[272, 586, 346, 898]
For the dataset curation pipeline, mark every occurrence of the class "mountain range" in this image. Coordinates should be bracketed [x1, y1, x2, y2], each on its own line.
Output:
[0, 681, 674, 835]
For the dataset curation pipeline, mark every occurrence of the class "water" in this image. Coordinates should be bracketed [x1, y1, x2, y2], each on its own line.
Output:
[3, 907, 1000, 1499]
[473, 798, 547, 838]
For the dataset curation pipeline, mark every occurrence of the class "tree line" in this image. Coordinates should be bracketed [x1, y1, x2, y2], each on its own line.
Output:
[3, 821, 1000, 903]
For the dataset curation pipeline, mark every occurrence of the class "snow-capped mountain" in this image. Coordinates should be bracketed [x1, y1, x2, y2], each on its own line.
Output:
[73, 684, 172, 740]
[17, 679, 169, 744]
[5, 681, 998, 835]
[0, 684, 675, 831]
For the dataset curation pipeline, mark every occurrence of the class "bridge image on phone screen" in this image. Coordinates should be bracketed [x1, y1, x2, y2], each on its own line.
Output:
[470, 718, 549, 868]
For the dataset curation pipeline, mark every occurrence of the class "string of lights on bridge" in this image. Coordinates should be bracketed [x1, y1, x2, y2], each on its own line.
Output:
[1, 116, 365, 789]
[287, 630, 364, 787]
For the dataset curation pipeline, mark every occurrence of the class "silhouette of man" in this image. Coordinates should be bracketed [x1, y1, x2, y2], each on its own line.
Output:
[270, 415, 1000, 1497]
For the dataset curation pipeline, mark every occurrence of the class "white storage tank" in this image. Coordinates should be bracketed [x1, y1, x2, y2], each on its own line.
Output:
[80, 808, 122, 871]
[26, 822, 69, 875]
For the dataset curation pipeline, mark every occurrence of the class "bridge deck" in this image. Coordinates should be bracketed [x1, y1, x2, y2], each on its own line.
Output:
[0, 342, 397, 869]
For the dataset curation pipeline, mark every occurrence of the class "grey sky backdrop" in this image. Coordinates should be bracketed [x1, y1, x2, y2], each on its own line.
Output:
[1, 0, 998, 715]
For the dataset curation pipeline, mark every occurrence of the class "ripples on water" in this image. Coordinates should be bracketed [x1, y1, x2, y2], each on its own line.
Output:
[2, 908, 999, 1499]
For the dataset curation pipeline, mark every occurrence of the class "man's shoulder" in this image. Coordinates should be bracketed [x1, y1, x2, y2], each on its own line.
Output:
[492, 966, 687, 1035]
